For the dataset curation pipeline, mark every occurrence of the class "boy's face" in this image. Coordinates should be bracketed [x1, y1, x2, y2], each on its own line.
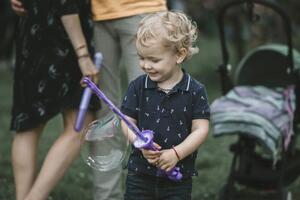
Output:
[136, 39, 181, 84]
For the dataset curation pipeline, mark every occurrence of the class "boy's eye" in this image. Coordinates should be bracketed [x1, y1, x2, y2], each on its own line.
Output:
[151, 59, 161, 63]
[138, 56, 144, 60]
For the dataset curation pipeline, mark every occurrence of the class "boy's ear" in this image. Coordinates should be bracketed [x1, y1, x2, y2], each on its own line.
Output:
[176, 48, 188, 64]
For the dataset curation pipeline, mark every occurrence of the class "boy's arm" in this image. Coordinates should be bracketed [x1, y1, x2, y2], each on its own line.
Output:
[157, 119, 209, 172]
[121, 115, 161, 165]
[120, 115, 137, 143]
[173, 119, 209, 160]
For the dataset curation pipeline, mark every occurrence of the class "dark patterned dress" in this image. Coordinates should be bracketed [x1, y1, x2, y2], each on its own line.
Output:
[11, 0, 100, 131]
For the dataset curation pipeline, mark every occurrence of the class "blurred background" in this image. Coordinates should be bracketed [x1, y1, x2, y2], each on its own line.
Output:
[1, 0, 300, 199]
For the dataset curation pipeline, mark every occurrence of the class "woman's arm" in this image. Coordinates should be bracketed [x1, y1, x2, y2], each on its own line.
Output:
[61, 14, 99, 84]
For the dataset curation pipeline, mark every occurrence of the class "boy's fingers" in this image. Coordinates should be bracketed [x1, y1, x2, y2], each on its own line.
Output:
[159, 163, 169, 171]
[146, 152, 160, 160]
[148, 158, 158, 165]
[147, 154, 156, 158]
[165, 166, 173, 172]
[153, 142, 161, 149]
[144, 149, 160, 155]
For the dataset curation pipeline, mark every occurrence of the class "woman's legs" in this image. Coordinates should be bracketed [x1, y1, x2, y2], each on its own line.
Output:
[12, 124, 45, 200]
[23, 110, 95, 200]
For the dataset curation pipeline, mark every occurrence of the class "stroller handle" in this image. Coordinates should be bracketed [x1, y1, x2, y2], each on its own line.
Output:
[217, 0, 295, 94]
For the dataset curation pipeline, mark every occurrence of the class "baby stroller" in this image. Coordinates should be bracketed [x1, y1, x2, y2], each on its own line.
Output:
[210, 0, 300, 199]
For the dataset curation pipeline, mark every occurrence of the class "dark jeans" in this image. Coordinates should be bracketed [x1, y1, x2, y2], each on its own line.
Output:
[124, 171, 192, 200]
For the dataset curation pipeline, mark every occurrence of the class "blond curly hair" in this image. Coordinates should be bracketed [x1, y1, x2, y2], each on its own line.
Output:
[136, 10, 199, 60]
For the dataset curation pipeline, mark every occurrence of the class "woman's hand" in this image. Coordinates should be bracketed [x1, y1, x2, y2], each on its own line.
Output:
[141, 142, 161, 166]
[78, 56, 99, 85]
[10, 0, 27, 16]
[156, 148, 179, 172]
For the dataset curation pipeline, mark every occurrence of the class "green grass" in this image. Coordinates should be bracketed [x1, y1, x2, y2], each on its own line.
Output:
[1, 36, 300, 200]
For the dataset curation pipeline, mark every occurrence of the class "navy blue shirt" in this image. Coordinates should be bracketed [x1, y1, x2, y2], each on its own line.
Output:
[121, 71, 210, 179]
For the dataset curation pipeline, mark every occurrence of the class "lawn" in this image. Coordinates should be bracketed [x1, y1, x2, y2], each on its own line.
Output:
[1, 36, 300, 200]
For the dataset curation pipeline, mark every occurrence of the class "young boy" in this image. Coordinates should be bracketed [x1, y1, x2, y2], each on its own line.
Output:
[121, 11, 210, 200]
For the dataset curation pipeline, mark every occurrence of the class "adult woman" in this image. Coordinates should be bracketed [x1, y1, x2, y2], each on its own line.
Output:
[10, 0, 100, 199]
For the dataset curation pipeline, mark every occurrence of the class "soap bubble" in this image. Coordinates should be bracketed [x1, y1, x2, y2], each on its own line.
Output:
[81, 114, 129, 171]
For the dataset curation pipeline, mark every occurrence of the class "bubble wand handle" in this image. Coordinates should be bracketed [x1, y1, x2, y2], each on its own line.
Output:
[83, 78, 183, 181]
[74, 53, 103, 132]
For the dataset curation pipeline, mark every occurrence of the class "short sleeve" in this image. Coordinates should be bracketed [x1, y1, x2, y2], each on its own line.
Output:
[59, 0, 79, 16]
[121, 81, 139, 120]
[192, 85, 210, 120]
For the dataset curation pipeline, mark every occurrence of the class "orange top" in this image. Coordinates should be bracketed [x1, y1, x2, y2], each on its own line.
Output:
[91, 0, 167, 21]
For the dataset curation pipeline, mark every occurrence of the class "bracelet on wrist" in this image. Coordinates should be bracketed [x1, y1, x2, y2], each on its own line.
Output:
[77, 53, 90, 59]
[172, 147, 180, 161]
[75, 44, 86, 52]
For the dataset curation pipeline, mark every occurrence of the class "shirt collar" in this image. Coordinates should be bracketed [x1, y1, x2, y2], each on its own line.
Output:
[144, 69, 191, 92]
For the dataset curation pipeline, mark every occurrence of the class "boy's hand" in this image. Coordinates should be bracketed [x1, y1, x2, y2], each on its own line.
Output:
[157, 148, 179, 172]
[141, 142, 161, 165]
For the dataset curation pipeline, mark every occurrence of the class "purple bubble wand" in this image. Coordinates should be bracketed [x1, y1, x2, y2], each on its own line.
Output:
[83, 77, 183, 181]
[74, 53, 103, 132]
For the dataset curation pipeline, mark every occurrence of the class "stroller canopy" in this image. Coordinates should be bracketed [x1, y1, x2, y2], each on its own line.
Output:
[235, 44, 300, 87]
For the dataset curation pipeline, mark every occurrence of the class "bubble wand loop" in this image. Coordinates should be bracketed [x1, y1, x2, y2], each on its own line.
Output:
[83, 77, 183, 181]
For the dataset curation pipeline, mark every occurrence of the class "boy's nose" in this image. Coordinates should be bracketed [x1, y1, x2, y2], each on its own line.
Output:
[144, 62, 152, 70]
